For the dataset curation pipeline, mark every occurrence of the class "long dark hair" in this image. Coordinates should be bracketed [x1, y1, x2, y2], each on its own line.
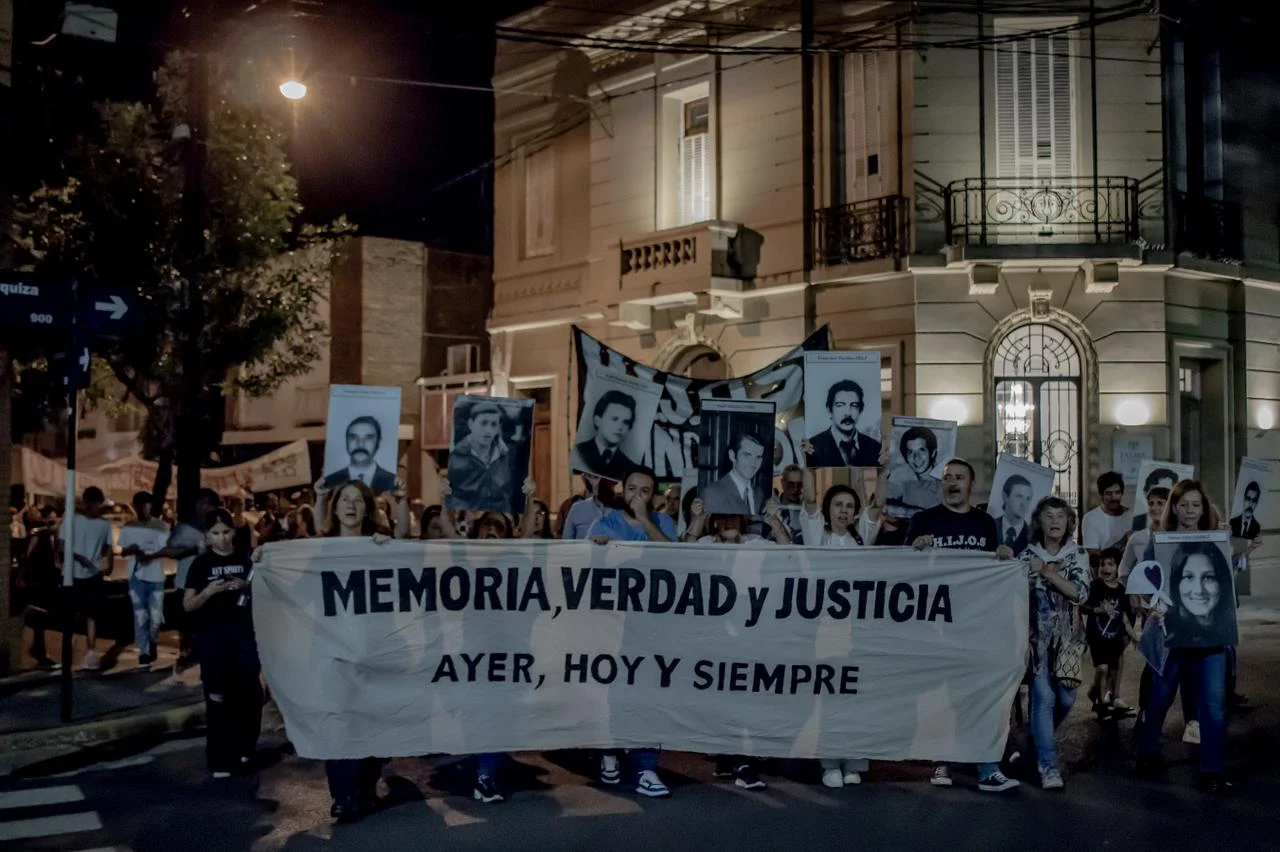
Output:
[1030, 496, 1077, 546]
[324, 481, 383, 537]
[1167, 540, 1235, 642]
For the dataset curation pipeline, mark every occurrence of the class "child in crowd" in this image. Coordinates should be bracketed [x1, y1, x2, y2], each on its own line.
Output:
[183, 509, 262, 778]
[1082, 548, 1137, 717]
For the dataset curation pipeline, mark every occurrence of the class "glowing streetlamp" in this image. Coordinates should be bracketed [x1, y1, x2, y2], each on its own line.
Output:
[279, 79, 307, 100]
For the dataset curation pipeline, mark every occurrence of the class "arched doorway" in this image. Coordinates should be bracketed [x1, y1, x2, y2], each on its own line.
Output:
[670, 344, 731, 381]
[992, 322, 1083, 510]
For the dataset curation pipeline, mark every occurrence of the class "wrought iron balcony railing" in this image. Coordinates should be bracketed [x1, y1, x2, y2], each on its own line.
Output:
[944, 176, 1140, 246]
[1173, 191, 1244, 264]
[812, 195, 909, 267]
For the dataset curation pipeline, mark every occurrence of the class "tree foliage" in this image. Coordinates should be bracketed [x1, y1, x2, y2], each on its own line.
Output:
[8, 51, 347, 458]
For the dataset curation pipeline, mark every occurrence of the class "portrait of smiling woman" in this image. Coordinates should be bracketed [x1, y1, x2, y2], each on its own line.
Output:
[1167, 540, 1238, 648]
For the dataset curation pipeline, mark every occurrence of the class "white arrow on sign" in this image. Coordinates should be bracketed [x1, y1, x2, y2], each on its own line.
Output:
[93, 294, 128, 320]
[79, 348, 90, 373]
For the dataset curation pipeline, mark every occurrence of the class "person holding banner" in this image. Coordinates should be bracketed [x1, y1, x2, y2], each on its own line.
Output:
[315, 480, 398, 821]
[587, 465, 673, 798]
[796, 466, 872, 787]
[1022, 497, 1090, 791]
[183, 508, 261, 780]
[909, 460, 1019, 793]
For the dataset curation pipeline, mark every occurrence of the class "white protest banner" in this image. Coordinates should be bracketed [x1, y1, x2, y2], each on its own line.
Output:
[255, 539, 1028, 763]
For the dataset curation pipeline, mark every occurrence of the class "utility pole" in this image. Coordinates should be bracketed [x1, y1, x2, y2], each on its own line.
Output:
[176, 10, 212, 521]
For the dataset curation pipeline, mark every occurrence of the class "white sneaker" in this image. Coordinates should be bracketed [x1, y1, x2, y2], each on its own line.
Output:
[635, 769, 670, 798]
[80, 650, 101, 671]
[821, 768, 844, 788]
[600, 755, 621, 785]
[212, 771, 232, 779]
[930, 765, 953, 787]
[1040, 769, 1064, 791]
[1182, 721, 1201, 744]
[843, 772, 863, 785]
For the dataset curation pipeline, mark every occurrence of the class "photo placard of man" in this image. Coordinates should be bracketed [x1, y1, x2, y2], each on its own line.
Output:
[802, 351, 883, 469]
[323, 416, 398, 494]
[1130, 461, 1194, 533]
[322, 385, 402, 496]
[447, 397, 533, 515]
[987, 454, 1056, 557]
[806, 380, 882, 468]
[1230, 480, 1261, 540]
[574, 389, 639, 481]
[884, 417, 955, 518]
[702, 432, 770, 516]
[572, 370, 663, 482]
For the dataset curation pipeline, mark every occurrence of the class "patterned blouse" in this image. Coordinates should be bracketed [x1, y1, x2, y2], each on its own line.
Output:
[1021, 542, 1091, 674]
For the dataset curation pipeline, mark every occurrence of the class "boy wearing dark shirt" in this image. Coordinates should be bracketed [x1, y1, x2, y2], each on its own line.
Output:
[1082, 547, 1137, 716]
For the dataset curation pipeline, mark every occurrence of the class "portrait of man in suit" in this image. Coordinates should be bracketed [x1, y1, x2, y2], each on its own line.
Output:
[996, 474, 1033, 554]
[806, 379, 882, 468]
[322, 416, 397, 494]
[1230, 480, 1262, 540]
[702, 433, 769, 516]
[573, 389, 639, 481]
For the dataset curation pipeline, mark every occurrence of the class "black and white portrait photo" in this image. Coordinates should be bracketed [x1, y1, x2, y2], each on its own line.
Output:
[697, 399, 776, 517]
[571, 369, 662, 482]
[1132, 460, 1195, 532]
[322, 385, 402, 494]
[446, 396, 534, 515]
[884, 416, 957, 519]
[1229, 457, 1274, 540]
[1154, 532, 1238, 648]
[987, 454, 1056, 555]
[802, 351, 883, 469]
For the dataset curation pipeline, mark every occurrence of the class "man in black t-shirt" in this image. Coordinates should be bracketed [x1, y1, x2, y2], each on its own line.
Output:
[907, 458, 1019, 794]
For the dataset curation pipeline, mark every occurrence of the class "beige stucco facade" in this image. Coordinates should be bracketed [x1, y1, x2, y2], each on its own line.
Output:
[491, 1, 1280, 592]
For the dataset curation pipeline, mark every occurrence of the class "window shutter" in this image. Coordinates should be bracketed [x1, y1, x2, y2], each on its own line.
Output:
[995, 28, 1075, 180]
[679, 131, 710, 224]
[524, 145, 556, 257]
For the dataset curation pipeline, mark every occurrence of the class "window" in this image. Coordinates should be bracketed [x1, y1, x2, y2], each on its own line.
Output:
[523, 143, 556, 258]
[844, 54, 883, 198]
[994, 21, 1076, 179]
[679, 98, 711, 225]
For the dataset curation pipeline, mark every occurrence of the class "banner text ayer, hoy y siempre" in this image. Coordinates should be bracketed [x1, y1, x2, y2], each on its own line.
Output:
[321, 564, 955, 627]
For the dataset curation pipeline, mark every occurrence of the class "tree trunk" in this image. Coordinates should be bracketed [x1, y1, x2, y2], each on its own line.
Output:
[0, 344, 23, 675]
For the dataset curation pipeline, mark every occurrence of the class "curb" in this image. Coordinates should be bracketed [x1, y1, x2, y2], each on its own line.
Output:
[0, 701, 206, 756]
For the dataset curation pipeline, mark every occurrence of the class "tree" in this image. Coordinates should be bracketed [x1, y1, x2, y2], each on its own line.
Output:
[8, 50, 346, 514]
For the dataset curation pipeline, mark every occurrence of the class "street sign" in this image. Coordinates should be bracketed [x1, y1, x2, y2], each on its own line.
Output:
[79, 282, 143, 336]
[54, 344, 92, 390]
[0, 277, 67, 329]
[0, 276, 142, 336]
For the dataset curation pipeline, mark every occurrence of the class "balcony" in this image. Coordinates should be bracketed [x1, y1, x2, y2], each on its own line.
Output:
[946, 176, 1139, 247]
[812, 195, 909, 267]
[1173, 192, 1244, 265]
[617, 220, 762, 300]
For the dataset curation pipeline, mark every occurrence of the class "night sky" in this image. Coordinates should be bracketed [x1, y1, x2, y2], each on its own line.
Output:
[8, 0, 540, 258]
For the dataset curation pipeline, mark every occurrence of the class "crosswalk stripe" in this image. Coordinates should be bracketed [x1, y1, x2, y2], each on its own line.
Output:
[0, 785, 86, 809]
[0, 811, 103, 841]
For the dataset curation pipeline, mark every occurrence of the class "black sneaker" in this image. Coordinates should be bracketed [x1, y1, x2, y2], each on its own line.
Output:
[712, 759, 736, 779]
[473, 774, 504, 803]
[1198, 774, 1234, 794]
[33, 656, 59, 671]
[734, 765, 767, 790]
[330, 798, 366, 823]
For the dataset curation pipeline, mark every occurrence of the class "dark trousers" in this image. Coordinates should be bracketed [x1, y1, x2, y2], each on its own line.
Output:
[194, 622, 263, 772]
[325, 759, 385, 805]
[1139, 663, 1196, 724]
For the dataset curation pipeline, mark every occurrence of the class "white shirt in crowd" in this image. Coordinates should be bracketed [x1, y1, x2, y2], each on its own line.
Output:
[120, 519, 171, 584]
[1118, 527, 1154, 578]
[800, 509, 861, 548]
[58, 513, 113, 580]
[1082, 506, 1132, 551]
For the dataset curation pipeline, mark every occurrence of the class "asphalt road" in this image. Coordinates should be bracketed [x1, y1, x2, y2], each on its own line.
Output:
[3, 605, 1278, 851]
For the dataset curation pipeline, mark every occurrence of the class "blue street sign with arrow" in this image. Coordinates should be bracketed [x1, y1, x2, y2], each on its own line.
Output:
[0, 276, 141, 336]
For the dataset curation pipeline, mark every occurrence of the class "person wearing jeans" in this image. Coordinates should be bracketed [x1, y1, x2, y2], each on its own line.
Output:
[120, 491, 170, 669]
[1137, 648, 1229, 790]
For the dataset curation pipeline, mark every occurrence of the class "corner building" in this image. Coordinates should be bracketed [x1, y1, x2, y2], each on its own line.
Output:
[488, 1, 1280, 593]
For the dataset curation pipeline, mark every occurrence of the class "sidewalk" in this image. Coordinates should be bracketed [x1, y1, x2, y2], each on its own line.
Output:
[0, 629, 205, 775]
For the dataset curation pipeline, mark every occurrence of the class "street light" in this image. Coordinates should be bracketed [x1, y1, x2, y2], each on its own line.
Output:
[279, 79, 307, 100]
